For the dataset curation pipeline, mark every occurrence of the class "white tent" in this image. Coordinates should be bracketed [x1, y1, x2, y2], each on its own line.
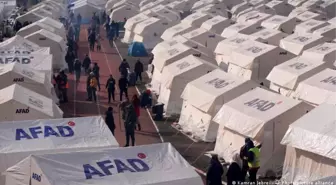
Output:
[288, 0, 311, 7]
[16, 5, 54, 23]
[16, 21, 66, 40]
[0, 84, 63, 122]
[182, 28, 225, 51]
[190, 0, 217, 11]
[0, 63, 58, 104]
[181, 12, 213, 28]
[263, 0, 294, 16]
[221, 22, 261, 38]
[261, 15, 299, 34]
[123, 13, 149, 43]
[280, 103, 336, 183]
[267, 56, 331, 97]
[201, 15, 234, 35]
[231, 2, 251, 16]
[166, 0, 190, 12]
[145, 5, 180, 22]
[178, 69, 256, 142]
[161, 22, 195, 41]
[71, 1, 103, 24]
[151, 35, 188, 57]
[250, 28, 288, 46]
[293, 68, 336, 106]
[288, 7, 309, 18]
[328, 16, 336, 25]
[0, 35, 40, 52]
[32, 4, 63, 19]
[279, 33, 327, 55]
[194, 4, 229, 18]
[157, 55, 218, 116]
[236, 11, 272, 25]
[296, 11, 326, 22]
[9, 143, 203, 185]
[302, 42, 336, 63]
[320, 0, 336, 19]
[294, 19, 329, 34]
[300, 0, 321, 10]
[227, 40, 295, 85]
[0, 116, 119, 185]
[109, 3, 139, 22]
[313, 24, 336, 41]
[139, 0, 172, 12]
[214, 34, 257, 69]
[213, 87, 313, 176]
[24, 29, 66, 70]
[133, 17, 177, 49]
[38, 17, 65, 35]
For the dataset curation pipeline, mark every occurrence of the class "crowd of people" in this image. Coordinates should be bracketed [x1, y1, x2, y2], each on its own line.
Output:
[206, 138, 262, 185]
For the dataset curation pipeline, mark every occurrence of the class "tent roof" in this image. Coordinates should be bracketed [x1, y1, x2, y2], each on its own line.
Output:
[237, 10, 272, 24]
[281, 103, 336, 160]
[0, 35, 40, 51]
[182, 69, 254, 112]
[133, 17, 161, 35]
[294, 68, 336, 105]
[296, 11, 320, 21]
[182, 28, 208, 39]
[38, 17, 64, 30]
[328, 17, 336, 25]
[0, 63, 46, 84]
[182, 12, 210, 25]
[27, 143, 202, 185]
[302, 42, 336, 60]
[261, 15, 296, 28]
[162, 55, 205, 79]
[18, 21, 56, 35]
[124, 13, 149, 30]
[201, 15, 228, 29]
[214, 33, 255, 55]
[295, 19, 328, 33]
[25, 29, 63, 44]
[152, 35, 188, 55]
[0, 116, 119, 154]
[0, 84, 55, 117]
[250, 28, 284, 40]
[213, 87, 302, 138]
[164, 22, 194, 35]
[267, 56, 327, 89]
[230, 40, 277, 68]
[280, 33, 325, 54]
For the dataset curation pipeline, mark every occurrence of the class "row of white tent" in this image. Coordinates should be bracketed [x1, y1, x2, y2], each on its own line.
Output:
[0, 116, 203, 185]
[115, 0, 336, 182]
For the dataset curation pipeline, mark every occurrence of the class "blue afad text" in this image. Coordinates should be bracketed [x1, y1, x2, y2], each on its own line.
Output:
[83, 159, 150, 179]
[15, 126, 74, 140]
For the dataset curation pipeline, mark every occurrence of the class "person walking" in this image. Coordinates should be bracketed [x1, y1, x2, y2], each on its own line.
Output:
[92, 63, 101, 91]
[82, 54, 91, 74]
[74, 59, 81, 82]
[88, 31, 96, 51]
[106, 75, 116, 103]
[108, 21, 115, 47]
[56, 71, 68, 103]
[206, 155, 224, 185]
[134, 59, 144, 83]
[115, 20, 120, 39]
[240, 138, 252, 181]
[77, 13, 82, 25]
[65, 51, 75, 74]
[96, 34, 102, 51]
[132, 94, 141, 131]
[119, 59, 130, 77]
[122, 103, 137, 147]
[89, 72, 98, 102]
[118, 75, 129, 101]
[105, 107, 115, 135]
[247, 140, 262, 184]
[226, 154, 244, 185]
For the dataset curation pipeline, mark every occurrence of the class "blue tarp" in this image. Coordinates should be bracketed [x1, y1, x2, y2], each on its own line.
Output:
[128, 42, 148, 57]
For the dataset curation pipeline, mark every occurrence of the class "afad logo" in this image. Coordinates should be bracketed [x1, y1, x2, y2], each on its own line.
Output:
[83, 153, 150, 180]
[15, 121, 76, 140]
[244, 98, 283, 112]
[32, 173, 42, 182]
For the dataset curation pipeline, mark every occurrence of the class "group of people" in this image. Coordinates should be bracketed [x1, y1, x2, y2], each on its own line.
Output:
[206, 138, 262, 185]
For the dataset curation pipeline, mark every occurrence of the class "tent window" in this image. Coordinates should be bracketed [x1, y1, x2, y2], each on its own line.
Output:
[39, 37, 47, 40]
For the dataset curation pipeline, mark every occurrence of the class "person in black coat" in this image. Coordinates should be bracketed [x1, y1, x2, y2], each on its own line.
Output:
[118, 75, 129, 101]
[119, 59, 130, 77]
[106, 75, 116, 103]
[92, 63, 100, 91]
[134, 59, 144, 82]
[226, 154, 244, 185]
[74, 59, 81, 82]
[65, 51, 75, 73]
[82, 54, 91, 74]
[206, 155, 224, 185]
[105, 107, 115, 135]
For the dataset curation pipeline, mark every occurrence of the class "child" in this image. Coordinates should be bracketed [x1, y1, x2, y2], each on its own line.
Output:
[96, 34, 101, 51]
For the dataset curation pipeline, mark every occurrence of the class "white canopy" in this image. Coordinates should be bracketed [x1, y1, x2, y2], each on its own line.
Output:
[195, 3, 229, 18]
[182, 28, 224, 51]
[146, 5, 180, 22]
[288, 0, 309, 7]
[313, 24, 336, 41]
[280, 33, 327, 55]
[281, 103, 336, 182]
[201, 15, 233, 35]
[296, 11, 324, 22]
[301, 42, 336, 63]
[295, 19, 329, 34]
[328, 17, 336, 25]
[213, 87, 312, 176]
[109, 4, 139, 22]
[320, 0, 336, 18]
[236, 11, 272, 25]
[161, 22, 195, 41]
[264, 0, 294, 16]
[250, 28, 288, 46]
[158, 55, 217, 116]
[228, 40, 292, 83]
[14, 143, 203, 185]
[267, 56, 331, 96]
[71, 1, 103, 23]
[0, 63, 58, 103]
[16, 6, 53, 23]
[0, 35, 40, 51]
[24, 29, 66, 69]
[221, 22, 261, 38]
[0, 84, 63, 122]
[231, 2, 251, 15]
[178, 69, 256, 141]
[1, 116, 119, 185]
[122, 13, 149, 43]
[151, 35, 188, 57]
[181, 12, 212, 28]
[38, 17, 65, 34]
[17, 21, 66, 40]
[261, 15, 299, 34]
[293, 68, 336, 106]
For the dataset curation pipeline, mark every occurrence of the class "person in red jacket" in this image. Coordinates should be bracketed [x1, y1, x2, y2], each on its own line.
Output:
[132, 94, 141, 131]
